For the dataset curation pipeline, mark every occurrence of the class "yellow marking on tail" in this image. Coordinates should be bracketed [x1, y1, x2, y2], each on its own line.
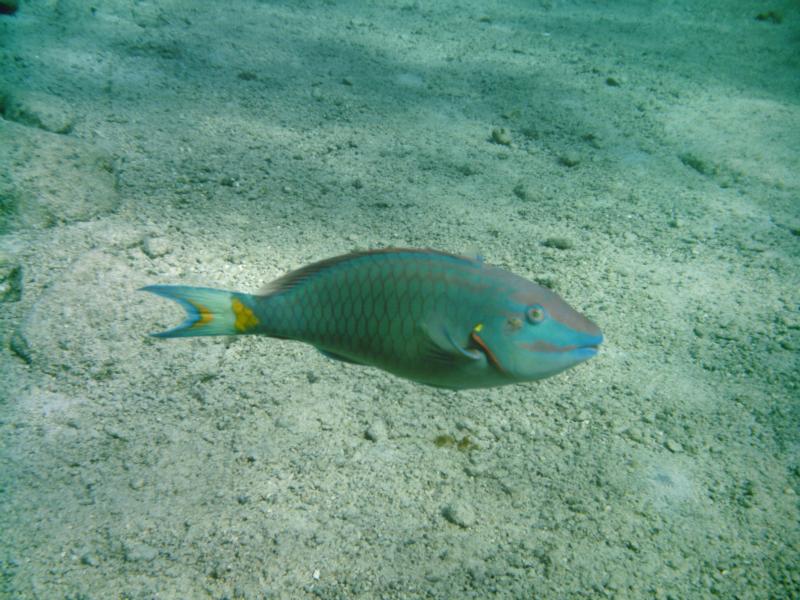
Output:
[232, 298, 259, 332]
[188, 300, 214, 329]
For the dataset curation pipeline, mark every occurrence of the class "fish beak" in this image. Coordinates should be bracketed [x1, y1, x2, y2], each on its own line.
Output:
[571, 332, 604, 359]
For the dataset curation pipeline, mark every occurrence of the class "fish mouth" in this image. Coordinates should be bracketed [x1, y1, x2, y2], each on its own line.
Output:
[521, 333, 603, 355]
[573, 334, 603, 358]
[571, 345, 600, 360]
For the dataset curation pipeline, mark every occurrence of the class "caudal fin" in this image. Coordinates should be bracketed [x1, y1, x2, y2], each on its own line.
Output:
[140, 285, 259, 338]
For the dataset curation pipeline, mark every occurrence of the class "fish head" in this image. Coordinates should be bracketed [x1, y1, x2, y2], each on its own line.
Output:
[471, 281, 603, 382]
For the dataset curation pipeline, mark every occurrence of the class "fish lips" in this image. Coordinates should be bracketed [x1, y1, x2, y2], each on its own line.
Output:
[521, 332, 603, 356]
[569, 334, 604, 361]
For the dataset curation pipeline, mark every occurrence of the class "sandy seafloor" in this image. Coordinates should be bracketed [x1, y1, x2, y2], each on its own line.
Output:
[1, 0, 798, 598]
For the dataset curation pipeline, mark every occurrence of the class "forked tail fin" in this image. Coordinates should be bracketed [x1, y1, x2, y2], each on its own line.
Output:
[140, 285, 260, 338]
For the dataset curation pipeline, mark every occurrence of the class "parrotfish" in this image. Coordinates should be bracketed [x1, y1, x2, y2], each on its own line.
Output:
[141, 248, 602, 389]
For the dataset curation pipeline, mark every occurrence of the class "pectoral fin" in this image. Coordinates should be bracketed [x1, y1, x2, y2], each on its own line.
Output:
[417, 321, 482, 367]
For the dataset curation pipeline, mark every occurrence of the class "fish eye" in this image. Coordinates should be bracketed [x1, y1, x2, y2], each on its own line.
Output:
[526, 305, 545, 324]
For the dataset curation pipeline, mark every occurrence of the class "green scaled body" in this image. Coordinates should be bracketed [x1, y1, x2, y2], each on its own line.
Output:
[141, 248, 603, 389]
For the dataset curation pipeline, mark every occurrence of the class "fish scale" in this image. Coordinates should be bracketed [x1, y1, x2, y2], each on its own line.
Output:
[262, 252, 446, 362]
[141, 248, 602, 389]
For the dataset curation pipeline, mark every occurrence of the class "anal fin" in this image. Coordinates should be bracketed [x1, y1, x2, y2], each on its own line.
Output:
[318, 348, 366, 365]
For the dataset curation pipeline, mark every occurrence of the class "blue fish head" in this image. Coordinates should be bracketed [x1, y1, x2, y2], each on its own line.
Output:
[474, 284, 603, 382]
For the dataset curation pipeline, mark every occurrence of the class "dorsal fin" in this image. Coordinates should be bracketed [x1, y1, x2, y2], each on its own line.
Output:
[259, 248, 474, 296]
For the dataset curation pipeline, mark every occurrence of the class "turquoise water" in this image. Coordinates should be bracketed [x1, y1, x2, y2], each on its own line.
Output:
[1, 1, 798, 598]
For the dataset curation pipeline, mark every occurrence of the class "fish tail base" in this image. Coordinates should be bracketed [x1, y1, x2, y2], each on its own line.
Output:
[140, 285, 259, 338]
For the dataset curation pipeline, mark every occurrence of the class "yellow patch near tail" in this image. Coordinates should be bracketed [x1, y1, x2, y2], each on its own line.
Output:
[188, 300, 214, 329]
[232, 298, 259, 332]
